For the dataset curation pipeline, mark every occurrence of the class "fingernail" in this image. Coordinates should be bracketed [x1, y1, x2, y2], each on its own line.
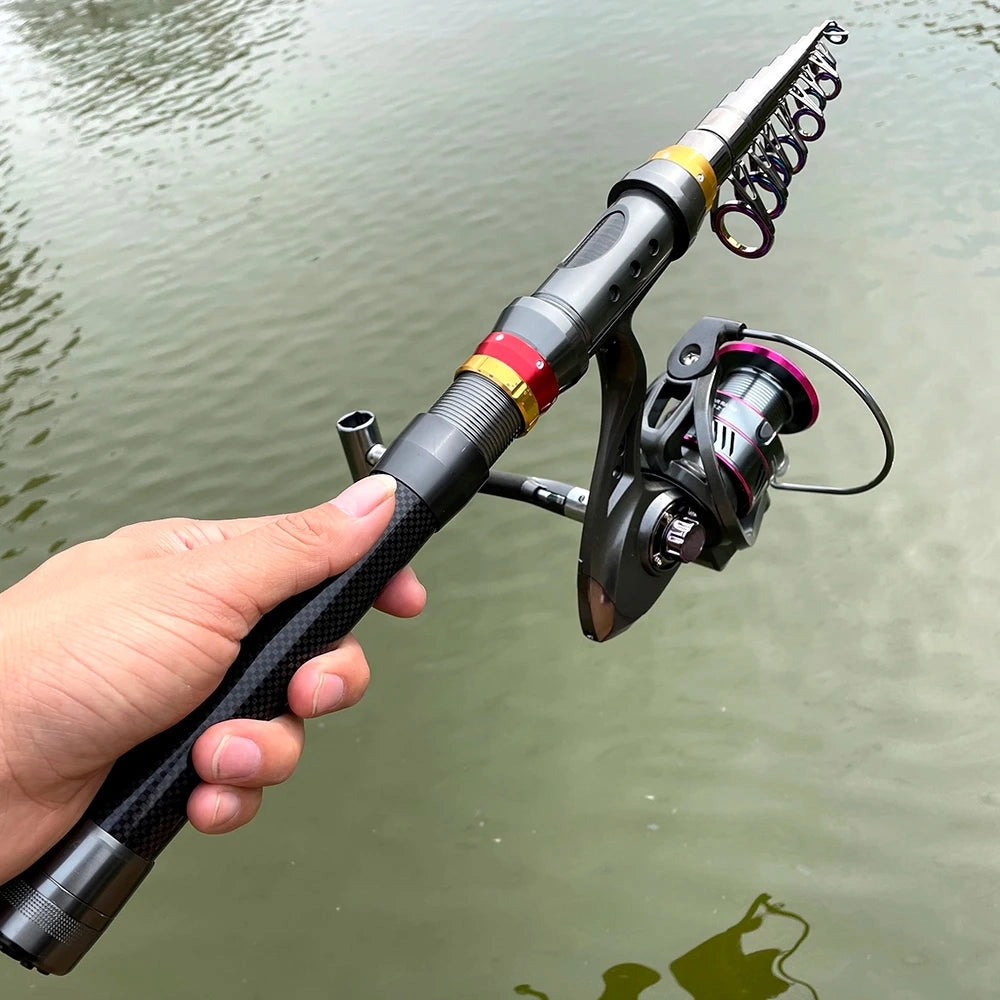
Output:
[330, 475, 396, 517]
[212, 790, 241, 826]
[312, 673, 346, 715]
[212, 735, 262, 781]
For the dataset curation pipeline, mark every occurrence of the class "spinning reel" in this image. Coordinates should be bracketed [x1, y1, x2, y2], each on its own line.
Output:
[339, 315, 893, 642]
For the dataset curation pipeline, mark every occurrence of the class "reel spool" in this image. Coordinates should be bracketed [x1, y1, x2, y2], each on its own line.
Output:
[677, 342, 819, 518]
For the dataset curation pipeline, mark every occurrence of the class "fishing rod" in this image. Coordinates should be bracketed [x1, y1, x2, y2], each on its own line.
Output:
[0, 19, 892, 976]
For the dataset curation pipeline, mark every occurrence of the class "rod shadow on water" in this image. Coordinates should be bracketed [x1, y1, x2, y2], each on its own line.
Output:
[513, 894, 817, 1000]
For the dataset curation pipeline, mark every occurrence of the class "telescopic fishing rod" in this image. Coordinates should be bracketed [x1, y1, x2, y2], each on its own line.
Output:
[0, 19, 892, 976]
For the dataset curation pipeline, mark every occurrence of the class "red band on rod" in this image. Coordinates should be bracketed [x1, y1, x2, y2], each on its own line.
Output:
[475, 332, 559, 413]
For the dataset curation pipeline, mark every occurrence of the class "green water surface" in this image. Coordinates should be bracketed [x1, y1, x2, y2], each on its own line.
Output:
[1, 1, 999, 997]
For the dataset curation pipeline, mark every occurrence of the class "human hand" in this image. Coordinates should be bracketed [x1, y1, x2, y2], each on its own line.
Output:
[0, 475, 423, 882]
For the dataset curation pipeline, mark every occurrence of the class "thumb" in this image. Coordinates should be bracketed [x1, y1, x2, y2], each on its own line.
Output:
[183, 475, 398, 621]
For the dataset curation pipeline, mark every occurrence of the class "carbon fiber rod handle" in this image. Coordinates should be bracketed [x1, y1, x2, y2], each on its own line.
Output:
[90, 482, 437, 856]
[0, 482, 438, 974]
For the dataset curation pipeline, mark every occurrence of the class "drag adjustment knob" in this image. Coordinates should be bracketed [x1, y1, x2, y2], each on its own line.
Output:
[664, 516, 706, 564]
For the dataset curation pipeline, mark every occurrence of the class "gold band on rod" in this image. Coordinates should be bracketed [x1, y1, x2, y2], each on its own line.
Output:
[649, 145, 718, 211]
[455, 354, 540, 434]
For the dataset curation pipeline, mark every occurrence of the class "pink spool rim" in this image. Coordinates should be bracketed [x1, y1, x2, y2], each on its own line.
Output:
[717, 341, 820, 431]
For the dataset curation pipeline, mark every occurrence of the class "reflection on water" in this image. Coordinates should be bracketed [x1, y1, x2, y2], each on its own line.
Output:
[513, 895, 817, 1000]
[9, 0, 305, 145]
[669, 895, 817, 1000]
[0, 134, 76, 562]
[515, 965, 661, 1000]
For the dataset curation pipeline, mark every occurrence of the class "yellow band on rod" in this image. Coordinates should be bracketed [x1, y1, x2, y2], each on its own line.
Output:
[650, 145, 718, 212]
[456, 354, 540, 434]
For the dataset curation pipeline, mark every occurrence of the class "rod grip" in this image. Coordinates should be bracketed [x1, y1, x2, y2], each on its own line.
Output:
[0, 481, 437, 974]
[89, 480, 438, 857]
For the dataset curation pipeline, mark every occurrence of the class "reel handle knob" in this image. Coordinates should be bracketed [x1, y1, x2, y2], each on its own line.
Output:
[663, 516, 707, 564]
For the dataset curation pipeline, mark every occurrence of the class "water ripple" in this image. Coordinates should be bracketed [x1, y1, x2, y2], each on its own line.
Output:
[8, 0, 305, 147]
[854, 0, 1000, 78]
[0, 133, 76, 564]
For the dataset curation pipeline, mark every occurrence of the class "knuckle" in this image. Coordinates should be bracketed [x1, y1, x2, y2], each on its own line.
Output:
[164, 521, 215, 551]
[108, 519, 163, 539]
[110, 518, 209, 554]
[344, 644, 370, 684]
[273, 507, 340, 551]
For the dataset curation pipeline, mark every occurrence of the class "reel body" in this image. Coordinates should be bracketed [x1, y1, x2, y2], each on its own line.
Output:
[640, 326, 820, 568]
[338, 316, 893, 643]
[577, 316, 891, 640]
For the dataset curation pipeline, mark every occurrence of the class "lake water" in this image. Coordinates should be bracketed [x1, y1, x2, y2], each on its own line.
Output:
[1, 1, 998, 997]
